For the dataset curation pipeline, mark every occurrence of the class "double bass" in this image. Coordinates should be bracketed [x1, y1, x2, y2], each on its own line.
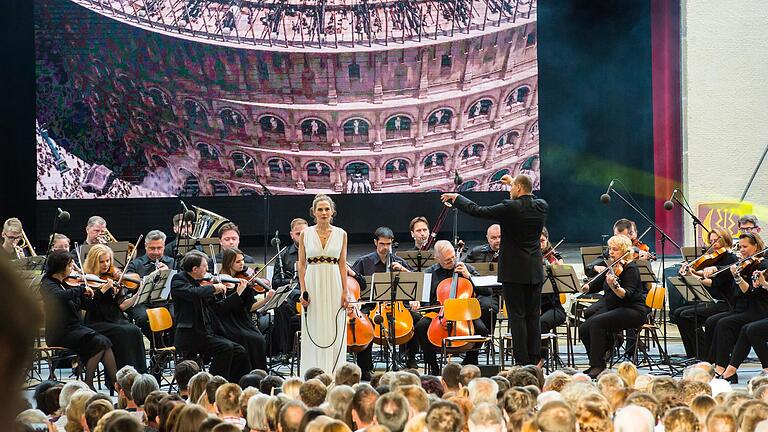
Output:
[427, 244, 475, 348]
[368, 252, 415, 345]
[346, 274, 374, 352]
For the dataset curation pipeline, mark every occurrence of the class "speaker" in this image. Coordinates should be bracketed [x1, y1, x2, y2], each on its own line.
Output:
[479, 364, 501, 377]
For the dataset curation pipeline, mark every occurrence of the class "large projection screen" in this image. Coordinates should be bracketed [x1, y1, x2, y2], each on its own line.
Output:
[35, 0, 539, 198]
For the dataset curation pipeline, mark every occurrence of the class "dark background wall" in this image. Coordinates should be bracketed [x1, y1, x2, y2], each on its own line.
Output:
[1, 0, 656, 249]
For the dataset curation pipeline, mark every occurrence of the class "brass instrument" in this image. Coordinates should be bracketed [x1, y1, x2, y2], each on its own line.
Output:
[97, 228, 118, 245]
[191, 206, 230, 239]
[15, 228, 37, 258]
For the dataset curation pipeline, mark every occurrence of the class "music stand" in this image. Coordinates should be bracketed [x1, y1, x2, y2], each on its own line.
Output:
[580, 246, 604, 272]
[635, 260, 659, 284]
[542, 265, 580, 367]
[177, 238, 221, 255]
[682, 247, 709, 263]
[396, 251, 435, 272]
[370, 271, 425, 371]
[471, 262, 499, 276]
[257, 282, 294, 314]
[136, 269, 176, 306]
[668, 275, 714, 360]
[10, 256, 46, 272]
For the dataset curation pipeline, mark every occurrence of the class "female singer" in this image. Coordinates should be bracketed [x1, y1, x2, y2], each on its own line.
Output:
[298, 194, 348, 375]
[578, 235, 647, 379]
[217, 248, 273, 370]
[540, 227, 565, 335]
[710, 233, 768, 383]
[39, 250, 117, 389]
[81, 244, 147, 373]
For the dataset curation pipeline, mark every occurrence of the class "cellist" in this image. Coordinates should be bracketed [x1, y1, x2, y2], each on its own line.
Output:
[348, 227, 417, 378]
[415, 240, 489, 375]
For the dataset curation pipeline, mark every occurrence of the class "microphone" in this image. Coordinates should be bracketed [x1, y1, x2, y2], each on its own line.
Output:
[599, 180, 615, 204]
[235, 168, 245, 178]
[373, 314, 384, 325]
[302, 291, 309, 312]
[271, 230, 280, 247]
[454, 170, 463, 186]
[663, 189, 678, 211]
[183, 210, 196, 222]
[56, 207, 70, 222]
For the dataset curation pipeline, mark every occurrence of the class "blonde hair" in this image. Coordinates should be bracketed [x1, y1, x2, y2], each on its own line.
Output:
[607, 235, 634, 259]
[310, 194, 336, 221]
[616, 362, 638, 387]
[689, 395, 716, 426]
[282, 377, 303, 400]
[83, 244, 116, 276]
[65, 389, 96, 432]
[188, 371, 213, 407]
[404, 412, 427, 432]
[2, 217, 22, 234]
[215, 383, 242, 415]
[174, 404, 210, 432]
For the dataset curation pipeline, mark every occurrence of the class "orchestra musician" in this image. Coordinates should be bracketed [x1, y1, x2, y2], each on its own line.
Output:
[347, 227, 417, 378]
[81, 244, 147, 373]
[1, 218, 23, 260]
[738, 215, 761, 236]
[271, 218, 308, 288]
[164, 213, 200, 259]
[708, 233, 768, 383]
[171, 250, 251, 382]
[39, 250, 117, 390]
[217, 223, 255, 263]
[415, 240, 488, 375]
[540, 228, 566, 336]
[80, 216, 108, 257]
[441, 174, 548, 366]
[51, 233, 71, 252]
[586, 219, 649, 277]
[268, 218, 307, 356]
[462, 224, 501, 334]
[217, 248, 273, 371]
[674, 227, 738, 359]
[124, 230, 175, 339]
[409, 217, 431, 251]
[578, 235, 647, 379]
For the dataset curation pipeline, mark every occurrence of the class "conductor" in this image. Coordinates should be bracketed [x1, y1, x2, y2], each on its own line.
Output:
[440, 174, 548, 365]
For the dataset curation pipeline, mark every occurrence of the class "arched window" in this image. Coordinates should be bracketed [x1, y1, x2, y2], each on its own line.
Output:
[231, 151, 255, 177]
[345, 162, 372, 194]
[529, 120, 539, 136]
[180, 173, 200, 197]
[306, 161, 331, 181]
[343, 118, 370, 143]
[259, 115, 285, 136]
[385, 115, 412, 139]
[197, 143, 219, 161]
[519, 156, 541, 190]
[209, 179, 231, 196]
[424, 152, 448, 170]
[147, 88, 170, 108]
[489, 169, 511, 191]
[267, 158, 292, 179]
[239, 188, 259, 196]
[384, 159, 409, 179]
[164, 131, 185, 152]
[468, 99, 493, 120]
[134, 116, 153, 134]
[301, 119, 328, 142]
[183, 100, 208, 126]
[220, 108, 245, 130]
[460, 143, 484, 164]
[496, 130, 520, 151]
[507, 86, 531, 106]
[348, 63, 361, 81]
[427, 109, 452, 133]
[458, 180, 478, 192]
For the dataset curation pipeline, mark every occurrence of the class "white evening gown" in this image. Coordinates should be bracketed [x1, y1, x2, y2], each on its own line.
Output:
[300, 225, 347, 376]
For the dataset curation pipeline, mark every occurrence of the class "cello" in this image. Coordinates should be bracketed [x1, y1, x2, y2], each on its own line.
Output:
[368, 250, 415, 346]
[345, 273, 374, 352]
[427, 244, 475, 348]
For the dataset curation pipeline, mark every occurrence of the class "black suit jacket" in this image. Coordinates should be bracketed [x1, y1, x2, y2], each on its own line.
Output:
[453, 194, 548, 284]
[171, 271, 216, 346]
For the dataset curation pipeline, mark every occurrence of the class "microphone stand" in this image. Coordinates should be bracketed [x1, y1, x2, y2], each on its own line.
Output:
[257, 179, 272, 264]
[387, 246, 401, 371]
[672, 193, 709, 259]
[40, 212, 64, 275]
[608, 187, 682, 374]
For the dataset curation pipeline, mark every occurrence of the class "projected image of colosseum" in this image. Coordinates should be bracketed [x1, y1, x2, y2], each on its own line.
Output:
[35, 0, 539, 197]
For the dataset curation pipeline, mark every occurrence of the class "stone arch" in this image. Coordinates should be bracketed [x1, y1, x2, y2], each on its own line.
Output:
[258, 113, 286, 137]
[164, 130, 186, 152]
[506, 85, 532, 107]
[300, 118, 328, 142]
[179, 170, 200, 197]
[208, 179, 231, 196]
[385, 114, 413, 139]
[342, 117, 371, 144]
[384, 158, 410, 179]
[147, 86, 171, 108]
[231, 151, 255, 177]
[467, 98, 494, 120]
[183, 99, 208, 126]
[219, 107, 246, 130]
[426, 108, 453, 133]
[458, 180, 479, 192]
[266, 157, 293, 180]
[496, 130, 520, 152]
[423, 151, 449, 171]
[344, 161, 372, 194]
[459, 142, 485, 165]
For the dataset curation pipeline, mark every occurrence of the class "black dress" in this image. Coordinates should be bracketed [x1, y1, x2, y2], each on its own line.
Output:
[210, 287, 268, 371]
[39, 276, 111, 361]
[84, 283, 147, 372]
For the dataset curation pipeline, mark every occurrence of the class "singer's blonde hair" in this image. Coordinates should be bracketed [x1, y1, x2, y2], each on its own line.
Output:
[310, 194, 336, 221]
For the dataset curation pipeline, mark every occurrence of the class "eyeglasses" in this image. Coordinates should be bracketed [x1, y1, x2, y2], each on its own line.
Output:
[741, 226, 758, 232]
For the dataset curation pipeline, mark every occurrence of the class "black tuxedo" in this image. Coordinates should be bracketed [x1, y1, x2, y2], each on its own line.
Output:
[453, 194, 548, 364]
[171, 272, 250, 382]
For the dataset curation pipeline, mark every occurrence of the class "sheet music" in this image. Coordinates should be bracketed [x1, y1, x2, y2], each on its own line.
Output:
[421, 273, 432, 303]
[471, 275, 500, 287]
[266, 265, 274, 281]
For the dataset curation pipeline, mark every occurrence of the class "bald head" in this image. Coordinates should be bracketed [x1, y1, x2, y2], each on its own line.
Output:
[486, 225, 501, 251]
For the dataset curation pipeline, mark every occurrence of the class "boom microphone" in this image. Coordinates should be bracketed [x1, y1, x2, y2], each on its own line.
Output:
[663, 189, 678, 211]
[599, 180, 615, 204]
[56, 208, 70, 222]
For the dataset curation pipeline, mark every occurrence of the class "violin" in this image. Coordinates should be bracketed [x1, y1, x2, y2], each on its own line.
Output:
[687, 246, 729, 271]
[543, 238, 565, 265]
[632, 239, 657, 261]
[63, 272, 108, 292]
[583, 250, 633, 287]
[233, 269, 271, 293]
[345, 274, 374, 353]
[427, 243, 475, 348]
[709, 247, 768, 278]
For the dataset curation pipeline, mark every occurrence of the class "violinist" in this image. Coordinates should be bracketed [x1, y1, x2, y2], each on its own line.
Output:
[586, 219, 646, 277]
[540, 227, 565, 336]
[578, 235, 646, 379]
[465, 224, 501, 263]
[82, 244, 147, 373]
[708, 232, 768, 383]
[124, 230, 175, 339]
[171, 250, 251, 382]
[0, 218, 23, 260]
[738, 215, 761, 235]
[673, 227, 737, 359]
[409, 217, 431, 251]
[415, 240, 488, 375]
[348, 227, 416, 377]
[39, 250, 117, 390]
[216, 248, 272, 371]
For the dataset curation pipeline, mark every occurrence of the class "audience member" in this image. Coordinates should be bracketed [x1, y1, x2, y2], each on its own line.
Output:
[215, 383, 245, 428]
[173, 360, 200, 400]
[374, 392, 409, 432]
[467, 403, 504, 432]
[279, 400, 307, 432]
[246, 394, 271, 432]
[614, 405, 655, 432]
[425, 401, 464, 432]
[336, 363, 362, 387]
[301, 379, 328, 408]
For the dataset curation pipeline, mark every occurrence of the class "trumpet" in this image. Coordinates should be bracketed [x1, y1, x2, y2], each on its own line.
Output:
[15, 228, 37, 258]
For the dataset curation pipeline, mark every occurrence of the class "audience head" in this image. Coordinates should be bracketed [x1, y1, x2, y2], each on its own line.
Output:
[706, 406, 737, 432]
[738, 400, 768, 432]
[396, 385, 429, 416]
[534, 400, 576, 432]
[425, 401, 465, 432]
[84, 399, 113, 432]
[131, 374, 159, 407]
[278, 400, 306, 432]
[205, 376, 228, 406]
[663, 406, 701, 432]
[466, 378, 498, 406]
[246, 394, 271, 431]
[34, 381, 62, 415]
[175, 404, 210, 432]
[375, 392, 410, 432]
[614, 405, 655, 432]
[442, 363, 462, 392]
[188, 371, 213, 404]
[324, 385, 355, 420]
[214, 383, 242, 416]
[459, 365, 481, 387]
[335, 363, 362, 387]
[65, 389, 96, 432]
[467, 403, 504, 432]
[616, 361, 638, 387]
[300, 379, 328, 408]
[260, 375, 284, 396]
[174, 360, 200, 394]
[239, 373, 264, 391]
[348, 384, 379, 430]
